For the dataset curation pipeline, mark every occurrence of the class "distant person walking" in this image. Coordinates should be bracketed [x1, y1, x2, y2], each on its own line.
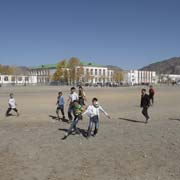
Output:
[6, 93, 19, 117]
[67, 87, 79, 122]
[78, 86, 86, 106]
[149, 85, 155, 105]
[140, 89, 150, 123]
[56, 91, 65, 120]
[83, 97, 111, 138]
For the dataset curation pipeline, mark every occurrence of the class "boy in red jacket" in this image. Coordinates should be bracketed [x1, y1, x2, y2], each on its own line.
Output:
[149, 85, 155, 106]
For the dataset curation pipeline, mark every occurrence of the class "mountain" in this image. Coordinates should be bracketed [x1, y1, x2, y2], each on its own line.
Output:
[140, 57, 180, 74]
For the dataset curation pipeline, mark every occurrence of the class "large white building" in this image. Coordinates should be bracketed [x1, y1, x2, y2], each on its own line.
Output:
[0, 75, 37, 85]
[29, 62, 115, 84]
[123, 70, 157, 85]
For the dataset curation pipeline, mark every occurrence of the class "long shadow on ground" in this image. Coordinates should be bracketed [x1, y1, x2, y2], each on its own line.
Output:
[49, 115, 69, 123]
[58, 128, 88, 138]
[118, 117, 145, 124]
[169, 118, 180, 121]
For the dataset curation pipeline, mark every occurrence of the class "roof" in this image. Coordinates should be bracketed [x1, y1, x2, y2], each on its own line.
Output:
[29, 62, 103, 70]
[80, 62, 103, 67]
[29, 64, 57, 70]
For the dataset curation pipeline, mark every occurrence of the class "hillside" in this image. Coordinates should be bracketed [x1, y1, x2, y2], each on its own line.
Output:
[140, 57, 180, 74]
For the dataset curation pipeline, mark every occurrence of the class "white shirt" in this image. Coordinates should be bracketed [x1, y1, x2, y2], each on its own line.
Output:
[68, 92, 79, 103]
[9, 98, 16, 108]
[83, 105, 108, 118]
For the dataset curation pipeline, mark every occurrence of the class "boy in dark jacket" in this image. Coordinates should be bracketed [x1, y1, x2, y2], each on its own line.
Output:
[141, 89, 150, 123]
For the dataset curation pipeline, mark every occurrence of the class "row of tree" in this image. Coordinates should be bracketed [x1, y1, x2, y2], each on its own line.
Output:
[52, 57, 84, 85]
[0, 64, 27, 75]
[52, 57, 123, 85]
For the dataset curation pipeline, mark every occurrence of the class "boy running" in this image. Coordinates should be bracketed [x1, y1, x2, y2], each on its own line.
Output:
[67, 87, 79, 122]
[56, 91, 65, 120]
[62, 100, 83, 140]
[140, 89, 150, 123]
[6, 93, 19, 117]
[83, 98, 111, 138]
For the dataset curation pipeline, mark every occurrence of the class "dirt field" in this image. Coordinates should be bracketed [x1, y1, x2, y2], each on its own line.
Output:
[0, 85, 180, 180]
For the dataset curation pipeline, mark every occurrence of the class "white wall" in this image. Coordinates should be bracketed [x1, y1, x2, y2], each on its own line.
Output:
[123, 70, 157, 85]
[0, 75, 37, 85]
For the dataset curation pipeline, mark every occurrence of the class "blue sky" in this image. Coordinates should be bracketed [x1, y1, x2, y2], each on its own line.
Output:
[0, 0, 180, 69]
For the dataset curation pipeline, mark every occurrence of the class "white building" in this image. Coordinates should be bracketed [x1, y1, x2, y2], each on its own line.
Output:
[29, 64, 56, 83]
[29, 62, 115, 84]
[0, 75, 37, 85]
[158, 74, 180, 83]
[123, 70, 157, 85]
[79, 65, 114, 84]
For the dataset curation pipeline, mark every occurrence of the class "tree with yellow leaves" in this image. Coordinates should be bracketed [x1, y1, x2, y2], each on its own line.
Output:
[53, 60, 66, 82]
[113, 70, 123, 83]
[68, 57, 80, 85]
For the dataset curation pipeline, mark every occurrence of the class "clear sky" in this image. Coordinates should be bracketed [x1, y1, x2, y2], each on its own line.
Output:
[0, 0, 180, 69]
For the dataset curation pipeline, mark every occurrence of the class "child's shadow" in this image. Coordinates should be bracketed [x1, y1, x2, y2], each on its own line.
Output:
[118, 117, 145, 124]
[6, 113, 16, 117]
[58, 128, 88, 138]
[49, 115, 69, 123]
[169, 118, 180, 121]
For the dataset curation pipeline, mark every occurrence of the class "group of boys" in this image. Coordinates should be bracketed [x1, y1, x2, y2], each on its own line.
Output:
[4, 85, 155, 139]
[56, 87, 111, 140]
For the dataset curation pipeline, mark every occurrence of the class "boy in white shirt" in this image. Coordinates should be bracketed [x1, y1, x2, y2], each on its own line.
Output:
[6, 93, 19, 117]
[67, 87, 79, 122]
[83, 97, 110, 138]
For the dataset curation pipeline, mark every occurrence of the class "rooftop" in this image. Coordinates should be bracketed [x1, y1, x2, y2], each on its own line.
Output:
[29, 62, 103, 70]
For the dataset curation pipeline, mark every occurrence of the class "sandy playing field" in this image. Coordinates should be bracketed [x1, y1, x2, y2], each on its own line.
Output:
[0, 85, 180, 180]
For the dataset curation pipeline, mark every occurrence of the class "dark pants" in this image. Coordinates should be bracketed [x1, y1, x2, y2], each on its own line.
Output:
[149, 95, 154, 105]
[142, 107, 149, 120]
[87, 115, 99, 137]
[6, 108, 18, 116]
[79, 98, 85, 106]
[56, 105, 65, 118]
[68, 103, 74, 121]
[67, 115, 81, 135]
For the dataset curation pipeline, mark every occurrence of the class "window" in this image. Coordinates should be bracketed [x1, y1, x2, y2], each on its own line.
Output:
[99, 69, 102, 75]
[103, 69, 105, 76]
[95, 69, 97, 75]
[25, 77, 29, 81]
[11, 77, 15, 81]
[4, 76, 8, 81]
[91, 69, 93, 75]
[18, 77, 22, 81]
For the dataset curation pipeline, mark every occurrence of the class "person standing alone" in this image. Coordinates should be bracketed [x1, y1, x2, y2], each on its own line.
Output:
[140, 89, 150, 123]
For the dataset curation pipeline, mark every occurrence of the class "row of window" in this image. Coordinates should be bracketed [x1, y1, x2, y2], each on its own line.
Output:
[0, 76, 29, 82]
[84, 69, 113, 76]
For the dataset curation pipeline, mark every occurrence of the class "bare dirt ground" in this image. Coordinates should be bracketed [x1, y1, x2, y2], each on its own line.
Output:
[0, 85, 180, 180]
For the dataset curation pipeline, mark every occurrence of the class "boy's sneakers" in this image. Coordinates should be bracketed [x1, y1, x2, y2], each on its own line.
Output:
[145, 117, 150, 124]
[62, 133, 68, 140]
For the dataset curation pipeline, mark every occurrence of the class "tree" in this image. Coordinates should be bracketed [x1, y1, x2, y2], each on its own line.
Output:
[76, 64, 84, 82]
[85, 71, 91, 83]
[63, 69, 69, 85]
[113, 70, 123, 83]
[53, 60, 66, 82]
[68, 57, 80, 85]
